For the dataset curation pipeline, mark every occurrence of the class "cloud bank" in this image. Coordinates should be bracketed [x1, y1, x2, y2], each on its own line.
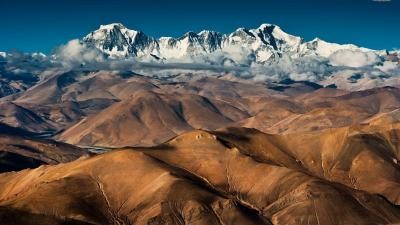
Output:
[329, 49, 381, 67]
[1, 40, 399, 91]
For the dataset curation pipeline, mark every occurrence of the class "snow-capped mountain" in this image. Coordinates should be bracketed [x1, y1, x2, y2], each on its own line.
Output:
[83, 23, 159, 58]
[298, 38, 377, 58]
[82, 23, 380, 64]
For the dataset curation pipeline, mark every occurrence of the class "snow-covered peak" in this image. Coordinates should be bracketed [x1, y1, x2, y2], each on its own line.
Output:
[31, 52, 47, 60]
[99, 23, 126, 30]
[181, 31, 197, 38]
[198, 30, 218, 35]
[159, 37, 174, 41]
[83, 23, 158, 58]
[300, 38, 373, 58]
[0, 52, 47, 60]
[230, 28, 254, 37]
[257, 23, 276, 30]
[250, 23, 303, 53]
[85, 23, 142, 41]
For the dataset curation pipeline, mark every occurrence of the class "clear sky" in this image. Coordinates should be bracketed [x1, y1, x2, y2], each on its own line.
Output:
[1, 0, 399, 53]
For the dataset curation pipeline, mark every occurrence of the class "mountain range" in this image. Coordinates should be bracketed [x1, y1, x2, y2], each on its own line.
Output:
[82, 23, 383, 64]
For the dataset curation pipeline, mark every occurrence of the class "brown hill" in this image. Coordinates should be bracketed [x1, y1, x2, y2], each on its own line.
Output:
[213, 125, 400, 205]
[0, 125, 399, 225]
[240, 86, 400, 134]
[0, 123, 89, 172]
[2, 71, 150, 132]
[0, 101, 56, 133]
[59, 90, 248, 147]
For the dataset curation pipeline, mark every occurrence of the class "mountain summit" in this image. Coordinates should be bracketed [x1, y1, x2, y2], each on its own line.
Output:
[83, 23, 159, 58]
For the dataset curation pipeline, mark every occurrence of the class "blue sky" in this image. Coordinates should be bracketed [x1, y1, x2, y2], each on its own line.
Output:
[1, 0, 399, 53]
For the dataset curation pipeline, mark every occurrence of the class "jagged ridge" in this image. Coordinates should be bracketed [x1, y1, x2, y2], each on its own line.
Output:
[83, 23, 378, 64]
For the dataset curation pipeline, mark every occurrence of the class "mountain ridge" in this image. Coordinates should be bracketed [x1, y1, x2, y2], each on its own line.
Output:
[82, 23, 381, 64]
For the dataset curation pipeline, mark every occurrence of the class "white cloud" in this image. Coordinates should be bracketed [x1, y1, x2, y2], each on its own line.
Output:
[376, 61, 400, 75]
[55, 39, 105, 68]
[329, 49, 381, 67]
[245, 55, 332, 82]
